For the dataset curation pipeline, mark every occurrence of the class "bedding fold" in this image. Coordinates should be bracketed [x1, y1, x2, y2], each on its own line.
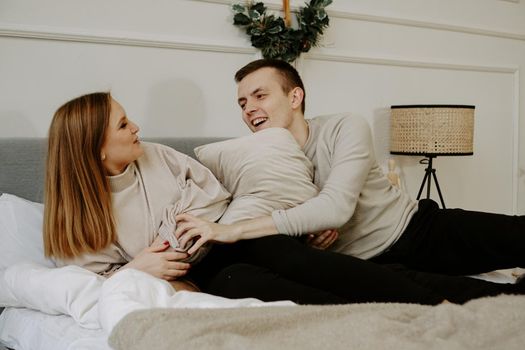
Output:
[98, 268, 294, 334]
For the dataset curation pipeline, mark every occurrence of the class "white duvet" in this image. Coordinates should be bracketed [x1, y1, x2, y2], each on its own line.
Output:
[1, 262, 294, 335]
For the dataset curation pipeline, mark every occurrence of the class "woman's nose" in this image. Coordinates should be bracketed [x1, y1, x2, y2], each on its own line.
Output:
[130, 121, 140, 133]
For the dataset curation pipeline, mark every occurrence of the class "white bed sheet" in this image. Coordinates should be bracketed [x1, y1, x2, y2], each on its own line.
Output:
[0, 308, 109, 350]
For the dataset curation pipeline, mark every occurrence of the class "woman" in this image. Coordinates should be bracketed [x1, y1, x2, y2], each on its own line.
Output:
[44, 92, 521, 305]
[43, 92, 229, 291]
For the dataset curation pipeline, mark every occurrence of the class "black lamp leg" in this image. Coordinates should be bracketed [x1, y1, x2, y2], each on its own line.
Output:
[416, 167, 431, 200]
[431, 169, 446, 209]
[415, 156, 446, 209]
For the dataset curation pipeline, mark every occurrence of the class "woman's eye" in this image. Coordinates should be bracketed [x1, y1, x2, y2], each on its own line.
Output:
[120, 123, 127, 129]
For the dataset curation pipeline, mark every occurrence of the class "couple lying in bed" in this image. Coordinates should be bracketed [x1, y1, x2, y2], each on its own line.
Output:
[44, 59, 525, 306]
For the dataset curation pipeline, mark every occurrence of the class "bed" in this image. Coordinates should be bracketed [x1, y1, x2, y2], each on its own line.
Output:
[1, 137, 524, 350]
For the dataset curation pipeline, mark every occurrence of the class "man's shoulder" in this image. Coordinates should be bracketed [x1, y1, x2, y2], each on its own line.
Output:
[308, 113, 368, 131]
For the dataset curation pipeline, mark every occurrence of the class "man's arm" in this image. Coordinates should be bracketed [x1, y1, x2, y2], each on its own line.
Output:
[175, 214, 279, 255]
[175, 116, 376, 252]
[272, 115, 375, 235]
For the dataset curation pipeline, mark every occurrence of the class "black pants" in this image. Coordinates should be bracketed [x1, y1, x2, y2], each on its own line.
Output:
[372, 199, 525, 275]
[189, 234, 522, 305]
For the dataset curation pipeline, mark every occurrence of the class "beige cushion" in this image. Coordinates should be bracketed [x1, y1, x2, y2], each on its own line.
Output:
[194, 128, 318, 224]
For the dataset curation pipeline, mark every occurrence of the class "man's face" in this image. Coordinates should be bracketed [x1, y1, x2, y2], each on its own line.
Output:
[237, 67, 295, 133]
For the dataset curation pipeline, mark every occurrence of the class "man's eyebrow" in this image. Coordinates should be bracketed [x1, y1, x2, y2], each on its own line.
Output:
[251, 87, 263, 96]
[238, 87, 265, 105]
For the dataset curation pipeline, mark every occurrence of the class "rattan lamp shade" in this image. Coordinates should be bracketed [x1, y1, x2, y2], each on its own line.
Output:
[390, 105, 474, 156]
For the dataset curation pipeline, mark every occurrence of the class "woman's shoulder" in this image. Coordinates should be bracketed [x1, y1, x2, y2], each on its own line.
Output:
[140, 142, 188, 161]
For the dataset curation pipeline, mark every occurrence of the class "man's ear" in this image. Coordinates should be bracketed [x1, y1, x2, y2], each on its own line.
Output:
[290, 87, 304, 109]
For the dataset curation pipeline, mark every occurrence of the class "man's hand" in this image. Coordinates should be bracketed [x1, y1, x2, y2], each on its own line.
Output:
[175, 213, 241, 255]
[125, 238, 191, 281]
[306, 229, 339, 250]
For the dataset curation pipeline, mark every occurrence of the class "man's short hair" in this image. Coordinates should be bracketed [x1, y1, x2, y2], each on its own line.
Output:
[234, 59, 306, 113]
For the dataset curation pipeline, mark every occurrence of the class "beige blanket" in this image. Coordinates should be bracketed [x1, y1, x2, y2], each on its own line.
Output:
[109, 295, 525, 350]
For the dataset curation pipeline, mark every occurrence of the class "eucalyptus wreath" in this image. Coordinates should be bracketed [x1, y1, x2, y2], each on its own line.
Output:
[232, 0, 332, 63]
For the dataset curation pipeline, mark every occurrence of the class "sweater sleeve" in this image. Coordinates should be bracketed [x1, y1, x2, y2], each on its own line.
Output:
[157, 146, 231, 263]
[55, 244, 127, 277]
[272, 116, 375, 236]
[159, 146, 231, 222]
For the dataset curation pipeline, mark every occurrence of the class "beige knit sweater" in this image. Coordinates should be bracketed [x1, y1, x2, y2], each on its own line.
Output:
[57, 142, 230, 275]
[272, 114, 417, 259]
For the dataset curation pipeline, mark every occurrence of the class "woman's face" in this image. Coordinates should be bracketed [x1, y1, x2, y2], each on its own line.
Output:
[100, 99, 144, 175]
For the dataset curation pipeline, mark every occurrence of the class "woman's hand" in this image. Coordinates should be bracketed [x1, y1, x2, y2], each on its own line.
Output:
[175, 213, 241, 255]
[306, 229, 339, 250]
[124, 238, 191, 281]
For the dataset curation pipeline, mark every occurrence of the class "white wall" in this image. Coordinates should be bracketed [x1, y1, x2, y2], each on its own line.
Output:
[1, 0, 524, 214]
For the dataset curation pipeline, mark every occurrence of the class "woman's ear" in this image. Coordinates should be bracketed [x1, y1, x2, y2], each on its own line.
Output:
[290, 87, 304, 110]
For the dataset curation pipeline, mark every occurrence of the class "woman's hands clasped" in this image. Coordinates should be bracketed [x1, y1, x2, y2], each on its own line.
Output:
[125, 236, 191, 281]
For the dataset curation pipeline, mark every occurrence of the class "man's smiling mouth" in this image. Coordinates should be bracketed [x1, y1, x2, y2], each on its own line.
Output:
[252, 117, 268, 127]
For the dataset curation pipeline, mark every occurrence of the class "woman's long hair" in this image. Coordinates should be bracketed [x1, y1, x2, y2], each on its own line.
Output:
[44, 92, 116, 259]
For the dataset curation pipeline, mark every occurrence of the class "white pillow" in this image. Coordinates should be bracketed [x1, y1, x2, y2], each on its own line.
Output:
[0, 193, 56, 314]
[194, 128, 318, 224]
[0, 271, 18, 307]
[0, 193, 55, 270]
[3, 262, 103, 329]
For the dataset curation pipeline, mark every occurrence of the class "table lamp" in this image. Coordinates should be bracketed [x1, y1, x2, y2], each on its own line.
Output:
[390, 105, 474, 208]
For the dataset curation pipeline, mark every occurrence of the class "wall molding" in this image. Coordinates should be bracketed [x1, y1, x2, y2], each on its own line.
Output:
[1, 22, 520, 212]
[0, 23, 518, 74]
[0, 23, 254, 55]
[197, 0, 525, 41]
[307, 50, 518, 74]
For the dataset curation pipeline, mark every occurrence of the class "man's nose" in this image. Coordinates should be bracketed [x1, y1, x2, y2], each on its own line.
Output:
[245, 101, 257, 115]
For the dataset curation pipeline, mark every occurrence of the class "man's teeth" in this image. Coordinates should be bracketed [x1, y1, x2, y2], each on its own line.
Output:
[252, 117, 268, 127]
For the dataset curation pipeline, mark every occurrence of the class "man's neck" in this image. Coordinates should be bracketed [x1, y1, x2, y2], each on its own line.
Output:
[288, 114, 309, 148]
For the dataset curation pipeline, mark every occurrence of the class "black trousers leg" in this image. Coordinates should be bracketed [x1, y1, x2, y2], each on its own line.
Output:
[208, 263, 348, 305]
[374, 199, 525, 275]
[383, 264, 522, 304]
[189, 243, 347, 305]
[232, 235, 445, 305]
[190, 235, 521, 305]
[189, 236, 444, 305]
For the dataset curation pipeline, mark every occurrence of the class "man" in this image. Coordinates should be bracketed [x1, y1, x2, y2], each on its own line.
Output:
[177, 58, 524, 280]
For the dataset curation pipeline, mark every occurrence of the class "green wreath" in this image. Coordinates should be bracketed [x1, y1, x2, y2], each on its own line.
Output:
[232, 0, 332, 63]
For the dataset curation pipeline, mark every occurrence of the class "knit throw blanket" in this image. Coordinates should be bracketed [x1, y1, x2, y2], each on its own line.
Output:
[109, 294, 525, 350]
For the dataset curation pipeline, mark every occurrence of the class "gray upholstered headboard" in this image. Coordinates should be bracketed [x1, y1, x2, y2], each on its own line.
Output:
[0, 137, 228, 318]
[0, 137, 228, 203]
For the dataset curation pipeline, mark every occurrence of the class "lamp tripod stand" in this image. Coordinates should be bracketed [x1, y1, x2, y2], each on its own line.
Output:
[416, 155, 446, 209]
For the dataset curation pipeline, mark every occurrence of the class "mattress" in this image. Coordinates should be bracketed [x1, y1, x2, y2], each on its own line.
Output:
[0, 307, 109, 350]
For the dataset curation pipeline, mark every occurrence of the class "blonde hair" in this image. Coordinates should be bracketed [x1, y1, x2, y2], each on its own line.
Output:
[44, 92, 116, 259]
